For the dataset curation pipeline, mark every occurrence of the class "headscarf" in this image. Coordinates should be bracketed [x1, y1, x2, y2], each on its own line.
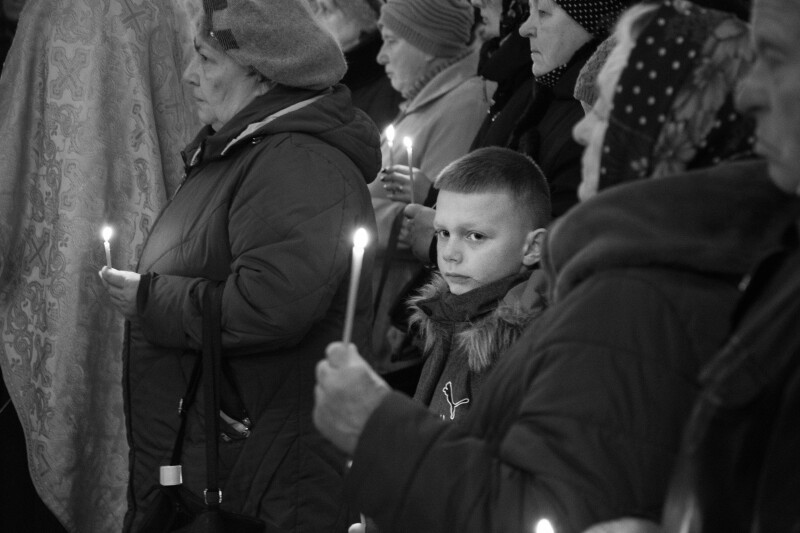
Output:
[599, 0, 755, 189]
[556, 0, 631, 36]
[0, 0, 198, 530]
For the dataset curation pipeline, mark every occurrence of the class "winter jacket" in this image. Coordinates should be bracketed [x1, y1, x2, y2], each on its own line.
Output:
[510, 41, 598, 218]
[345, 160, 800, 533]
[409, 271, 545, 423]
[342, 31, 403, 132]
[124, 84, 381, 532]
[662, 226, 800, 532]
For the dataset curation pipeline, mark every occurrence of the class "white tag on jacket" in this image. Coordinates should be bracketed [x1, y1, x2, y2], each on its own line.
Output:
[159, 465, 183, 486]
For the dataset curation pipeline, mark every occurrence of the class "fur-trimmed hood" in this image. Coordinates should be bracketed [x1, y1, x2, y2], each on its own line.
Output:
[408, 271, 547, 373]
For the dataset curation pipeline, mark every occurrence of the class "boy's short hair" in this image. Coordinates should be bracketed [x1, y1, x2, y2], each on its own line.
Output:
[434, 147, 552, 229]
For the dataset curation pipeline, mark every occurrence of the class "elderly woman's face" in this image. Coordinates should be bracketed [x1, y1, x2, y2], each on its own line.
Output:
[519, 0, 592, 77]
[182, 34, 266, 130]
[377, 26, 433, 98]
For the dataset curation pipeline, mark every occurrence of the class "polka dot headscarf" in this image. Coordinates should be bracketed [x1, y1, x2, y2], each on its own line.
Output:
[555, 0, 631, 36]
[599, 0, 755, 189]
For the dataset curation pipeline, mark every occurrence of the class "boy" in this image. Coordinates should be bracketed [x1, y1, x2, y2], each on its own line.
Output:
[408, 146, 550, 422]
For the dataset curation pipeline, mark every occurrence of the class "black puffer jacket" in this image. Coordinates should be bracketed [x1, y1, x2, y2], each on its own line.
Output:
[662, 223, 800, 533]
[124, 84, 380, 532]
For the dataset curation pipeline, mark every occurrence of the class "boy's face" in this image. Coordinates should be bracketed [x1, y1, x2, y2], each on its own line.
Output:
[434, 190, 543, 295]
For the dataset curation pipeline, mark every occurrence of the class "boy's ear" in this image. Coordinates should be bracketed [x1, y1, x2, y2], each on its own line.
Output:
[521, 228, 547, 267]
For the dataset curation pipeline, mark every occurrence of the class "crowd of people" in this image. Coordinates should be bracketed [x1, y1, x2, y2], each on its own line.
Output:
[0, 0, 798, 532]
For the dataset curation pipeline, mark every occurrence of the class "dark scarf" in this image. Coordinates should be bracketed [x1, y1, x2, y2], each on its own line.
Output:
[409, 271, 540, 372]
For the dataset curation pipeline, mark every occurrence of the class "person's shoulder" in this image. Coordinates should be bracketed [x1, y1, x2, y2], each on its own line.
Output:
[542, 268, 723, 338]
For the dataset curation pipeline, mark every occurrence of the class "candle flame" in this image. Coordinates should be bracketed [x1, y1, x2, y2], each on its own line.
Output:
[101, 226, 113, 242]
[385, 124, 395, 143]
[353, 227, 368, 249]
[403, 136, 413, 149]
[535, 519, 554, 533]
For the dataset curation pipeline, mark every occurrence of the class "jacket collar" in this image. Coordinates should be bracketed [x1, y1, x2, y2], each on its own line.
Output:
[181, 85, 325, 165]
[408, 271, 544, 372]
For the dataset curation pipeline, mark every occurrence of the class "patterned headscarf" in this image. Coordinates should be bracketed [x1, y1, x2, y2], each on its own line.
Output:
[599, 0, 755, 189]
[555, 0, 630, 36]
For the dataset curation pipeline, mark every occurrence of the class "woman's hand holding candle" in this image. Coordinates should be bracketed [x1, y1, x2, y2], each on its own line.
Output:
[379, 165, 429, 205]
[98, 267, 141, 320]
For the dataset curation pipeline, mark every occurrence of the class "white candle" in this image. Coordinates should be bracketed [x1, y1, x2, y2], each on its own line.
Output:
[385, 125, 395, 169]
[535, 519, 555, 533]
[403, 136, 415, 204]
[342, 228, 368, 345]
[102, 226, 113, 268]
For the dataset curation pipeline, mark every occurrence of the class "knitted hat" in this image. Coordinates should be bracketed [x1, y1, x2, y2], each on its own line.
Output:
[573, 35, 617, 105]
[325, 0, 383, 22]
[378, 0, 474, 58]
[202, 0, 346, 90]
[555, 0, 631, 36]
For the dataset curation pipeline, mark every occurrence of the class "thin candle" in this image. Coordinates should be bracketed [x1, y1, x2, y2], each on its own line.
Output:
[403, 136, 415, 204]
[385, 125, 395, 169]
[101, 226, 113, 268]
[342, 228, 369, 345]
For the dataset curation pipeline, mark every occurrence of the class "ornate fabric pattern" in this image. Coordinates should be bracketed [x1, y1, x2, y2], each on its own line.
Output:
[0, 1, 198, 531]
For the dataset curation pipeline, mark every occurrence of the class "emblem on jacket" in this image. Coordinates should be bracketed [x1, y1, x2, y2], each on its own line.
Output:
[442, 381, 469, 420]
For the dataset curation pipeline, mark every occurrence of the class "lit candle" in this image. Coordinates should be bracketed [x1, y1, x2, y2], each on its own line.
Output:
[535, 518, 555, 533]
[102, 226, 113, 268]
[342, 228, 368, 345]
[403, 136, 415, 204]
[385, 125, 395, 169]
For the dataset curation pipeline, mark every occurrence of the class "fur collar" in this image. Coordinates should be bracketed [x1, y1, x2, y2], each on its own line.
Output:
[408, 272, 545, 373]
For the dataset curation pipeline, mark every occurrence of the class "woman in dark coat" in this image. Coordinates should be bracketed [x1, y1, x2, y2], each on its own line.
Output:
[99, 1, 380, 531]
